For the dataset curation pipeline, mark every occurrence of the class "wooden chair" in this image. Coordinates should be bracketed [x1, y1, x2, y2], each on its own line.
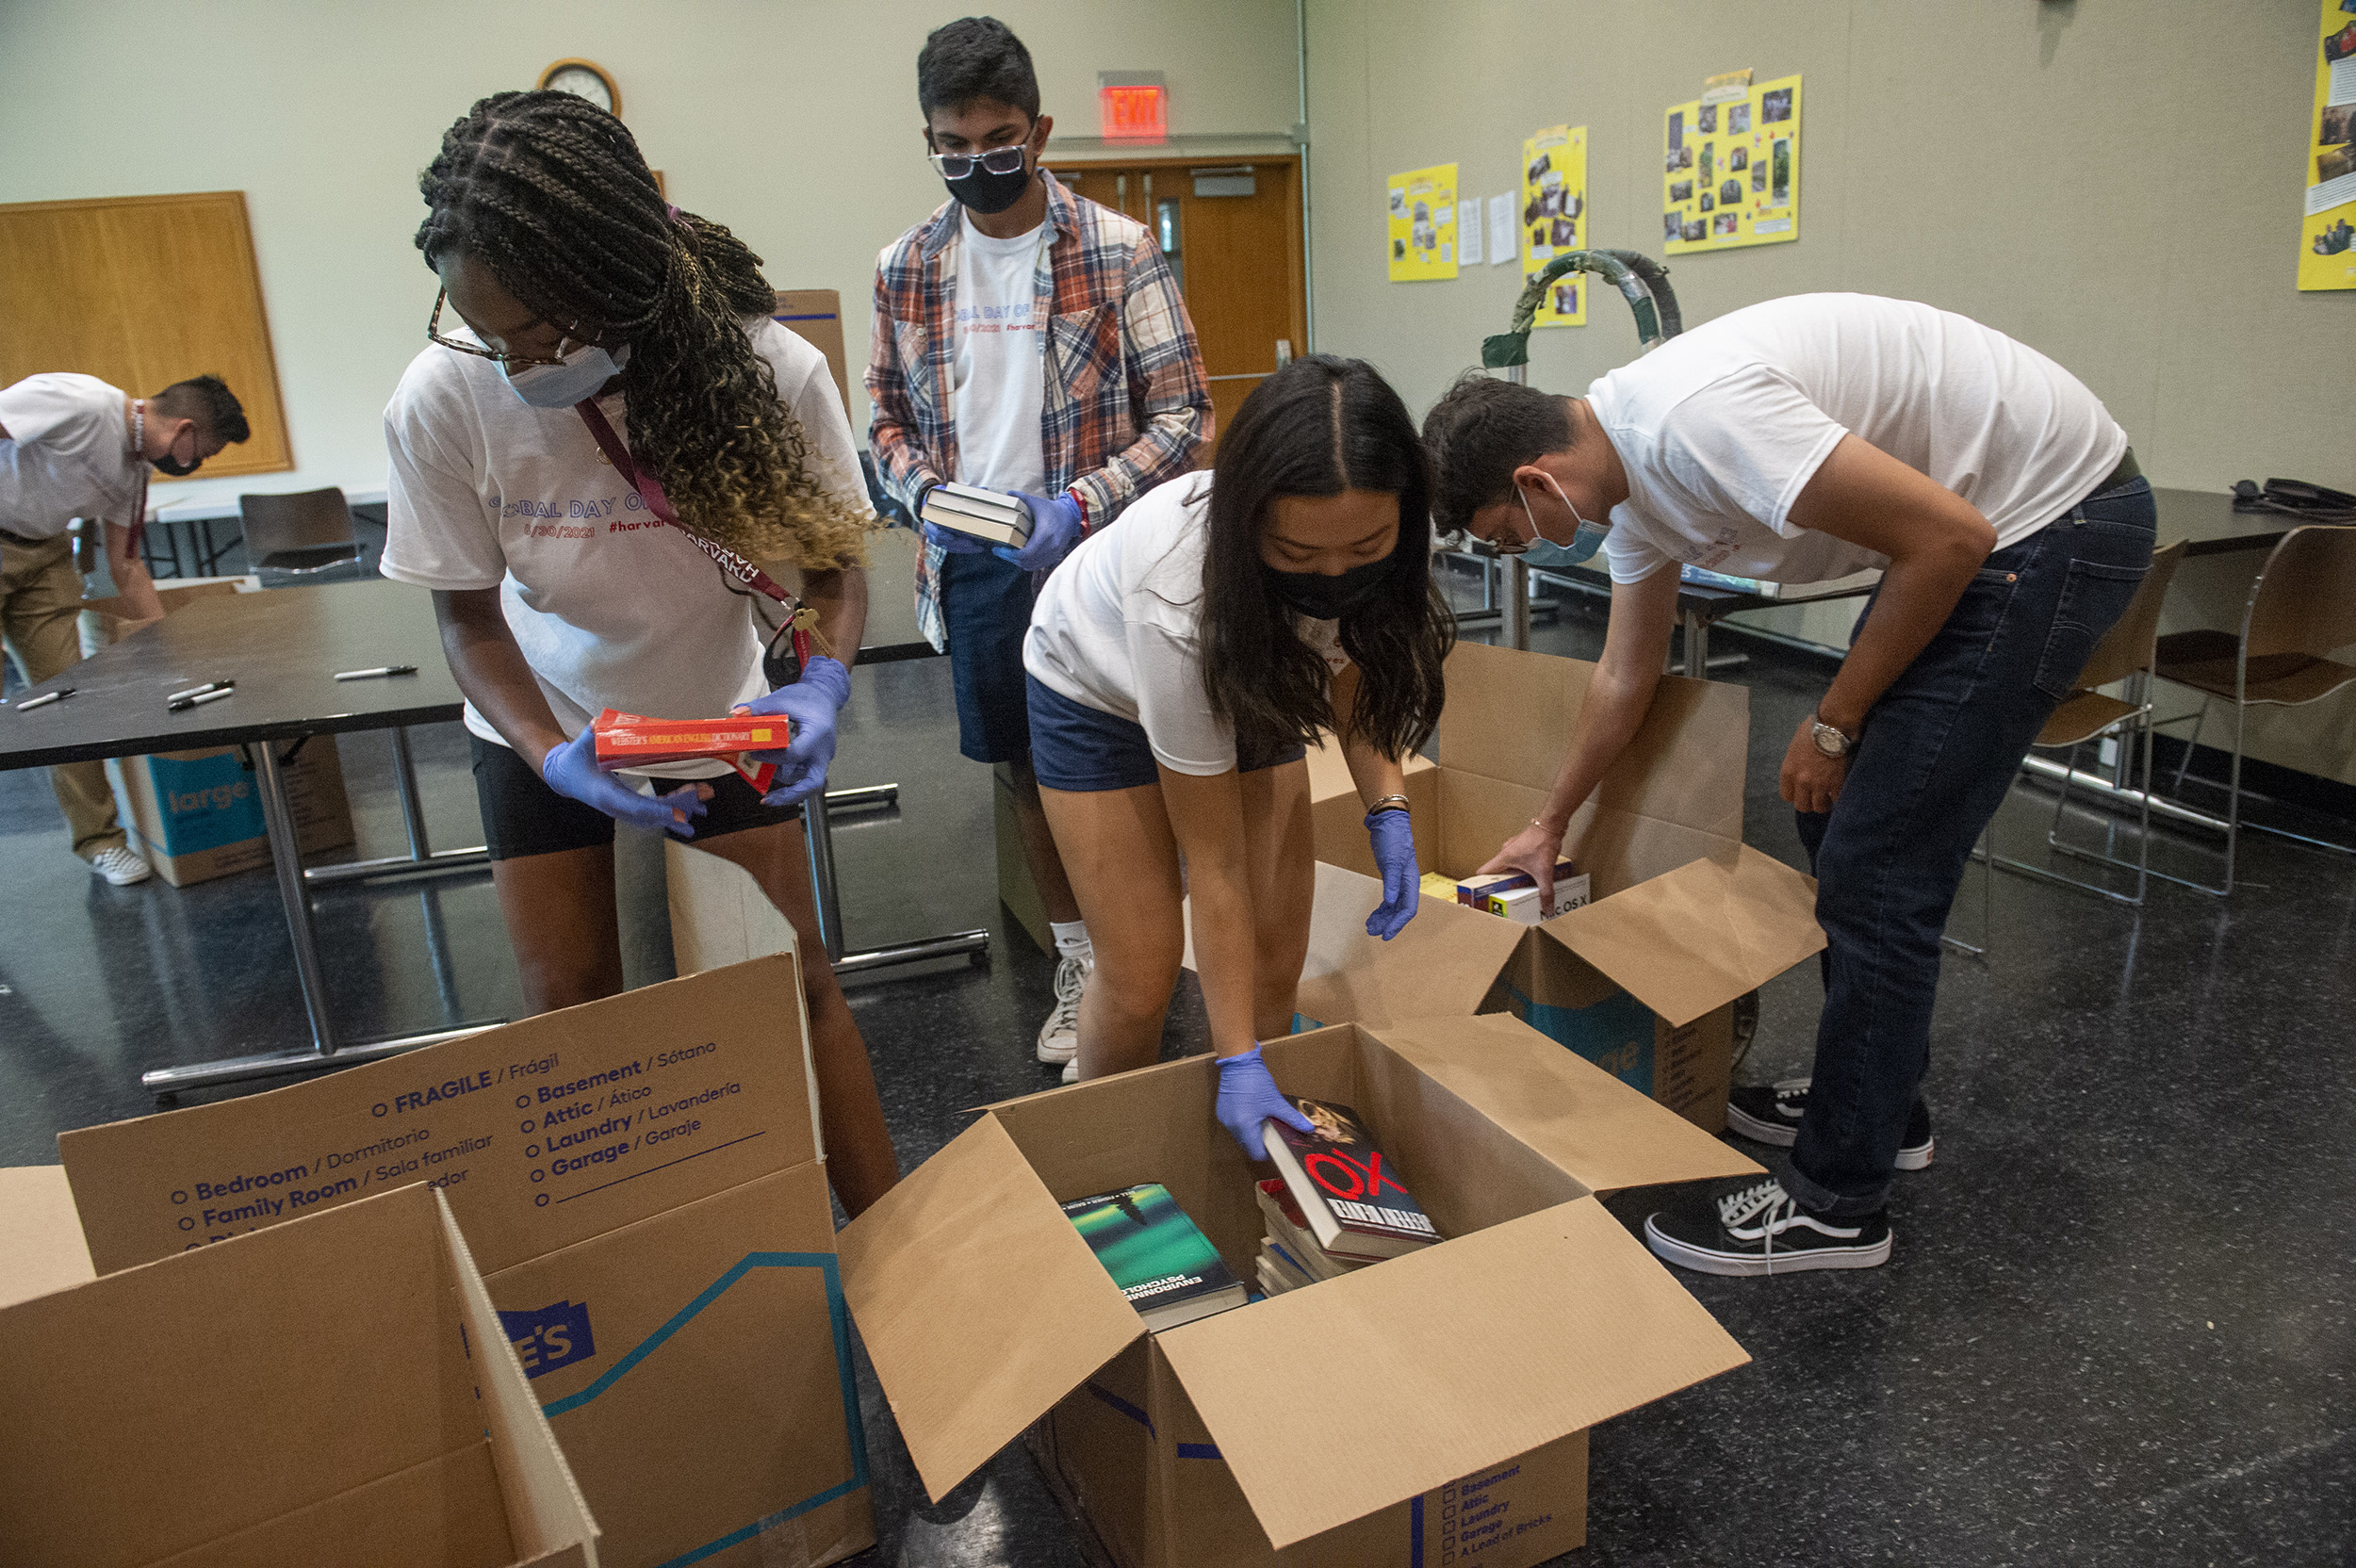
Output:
[2151, 526, 2356, 896]
[1987, 541, 2186, 906]
[238, 487, 367, 583]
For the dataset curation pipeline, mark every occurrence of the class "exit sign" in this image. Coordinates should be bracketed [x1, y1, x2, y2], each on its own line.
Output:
[1099, 79, 1167, 140]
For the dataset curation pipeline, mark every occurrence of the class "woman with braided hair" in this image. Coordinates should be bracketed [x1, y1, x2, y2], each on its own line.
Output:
[381, 90, 899, 1214]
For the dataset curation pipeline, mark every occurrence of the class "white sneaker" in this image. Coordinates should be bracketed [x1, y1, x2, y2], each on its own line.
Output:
[90, 845, 152, 886]
[1037, 952, 1091, 1065]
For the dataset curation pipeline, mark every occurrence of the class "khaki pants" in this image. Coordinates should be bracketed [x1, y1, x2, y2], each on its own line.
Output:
[2, 532, 127, 861]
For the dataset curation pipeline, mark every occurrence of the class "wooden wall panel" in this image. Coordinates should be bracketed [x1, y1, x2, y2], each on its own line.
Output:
[0, 190, 292, 481]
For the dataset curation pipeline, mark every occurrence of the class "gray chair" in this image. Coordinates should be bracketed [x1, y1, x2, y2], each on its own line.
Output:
[1988, 540, 2188, 906]
[238, 487, 368, 584]
[2151, 525, 2356, 895]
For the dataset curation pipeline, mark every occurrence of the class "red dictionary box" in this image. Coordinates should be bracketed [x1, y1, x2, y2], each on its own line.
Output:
[593, 710, 783, 793]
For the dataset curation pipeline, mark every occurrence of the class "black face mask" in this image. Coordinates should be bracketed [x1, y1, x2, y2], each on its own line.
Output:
[944, 159, 1035, 216]
[151, 453, 202, 477]
[1262, 556, 1393, 620]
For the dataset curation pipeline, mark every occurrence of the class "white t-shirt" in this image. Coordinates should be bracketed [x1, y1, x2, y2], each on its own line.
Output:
[951, 208, 1049, 495]
[0, 373, 143, 540]
[1591, 294, 2128, 586]
[1025, 472, 1348, 776]
[380, 319, 871, 776]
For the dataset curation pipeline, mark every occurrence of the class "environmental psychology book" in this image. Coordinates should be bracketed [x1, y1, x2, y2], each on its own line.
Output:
[1262, 1099, 1441, 1261]
[1060, 1182, 1247, 1331]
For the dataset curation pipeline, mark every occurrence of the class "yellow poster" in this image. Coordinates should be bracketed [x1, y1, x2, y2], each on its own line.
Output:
[1386, 162, 1459, 282]
[2299, 0, 2356, 290]
[1519, 125, 1588, 327]
[1661, 73, 1800, 256]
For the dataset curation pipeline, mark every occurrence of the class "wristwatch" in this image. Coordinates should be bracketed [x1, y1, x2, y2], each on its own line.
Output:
[1809, 716, 1858, 759]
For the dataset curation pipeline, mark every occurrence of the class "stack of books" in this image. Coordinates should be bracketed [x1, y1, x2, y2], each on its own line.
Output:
[592, 709, 782, 792]
[921, 482, 1034, 550]
[1061, 1182, 1247, 1331]
[1253, 1097, 1440, 1295]
[1453, 862, 1592, 923]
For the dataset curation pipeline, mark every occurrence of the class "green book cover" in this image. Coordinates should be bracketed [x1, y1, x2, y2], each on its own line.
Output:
[1060, 1182, 1241, 1315]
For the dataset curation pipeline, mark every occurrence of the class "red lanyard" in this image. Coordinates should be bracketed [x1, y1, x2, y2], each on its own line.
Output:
[573, 398, 811, 673]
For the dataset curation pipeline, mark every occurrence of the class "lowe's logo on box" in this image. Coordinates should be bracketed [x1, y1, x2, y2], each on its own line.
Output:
[499, 1299, 596, 1379]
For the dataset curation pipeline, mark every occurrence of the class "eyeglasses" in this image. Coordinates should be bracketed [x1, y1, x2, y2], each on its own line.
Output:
[924, 141, 1030, 180]
[426, 286, 580, 371]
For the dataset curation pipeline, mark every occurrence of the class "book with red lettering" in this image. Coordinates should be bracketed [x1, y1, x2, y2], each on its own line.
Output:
[1252, 1178, 1359, 1280]
[1261, 1098, 1441, 1261]
[592, 710, 782, 793]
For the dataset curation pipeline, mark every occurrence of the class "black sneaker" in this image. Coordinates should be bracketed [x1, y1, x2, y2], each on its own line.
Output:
[1644, 1178, 1892, 1277]
[1726, 1077, 1934, 1171]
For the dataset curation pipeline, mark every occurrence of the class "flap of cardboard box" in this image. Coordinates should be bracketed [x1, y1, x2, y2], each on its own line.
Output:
[1541, 845, 1824, 1026]
[1154, 1194, 1748, 1550]
[0, 1184, 597, 1567]
[0, 1166, 95, 1309]
[1368, 1014, 1761, 1192]
[1188, 862, 1525, 1028]
[837, 1115, 1147, 1504]
[1437, 641, 1747, 842]
[61, 955, 819, 1281]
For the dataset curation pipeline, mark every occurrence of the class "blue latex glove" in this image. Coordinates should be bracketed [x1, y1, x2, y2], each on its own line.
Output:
[1365, 808, 1419, 940]
[734, 655, 850, 809]
[994, 489, 1086, 571]
[540, 727, 709, 839]
[1214, 1044, 1315, 1159]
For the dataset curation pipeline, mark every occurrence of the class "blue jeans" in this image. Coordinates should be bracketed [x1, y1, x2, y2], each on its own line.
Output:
[1786, 475, 2157, 1217]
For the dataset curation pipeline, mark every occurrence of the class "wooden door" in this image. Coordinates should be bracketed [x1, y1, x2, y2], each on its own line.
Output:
[1049, 157, 1306, 458]
[0, 191, 293, 480]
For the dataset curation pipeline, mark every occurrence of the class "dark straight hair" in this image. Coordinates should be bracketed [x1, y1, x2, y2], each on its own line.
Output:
[1198, 355, 1453, 760]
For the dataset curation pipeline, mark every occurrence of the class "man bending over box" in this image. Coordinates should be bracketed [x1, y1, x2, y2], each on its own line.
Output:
[1421, 293, 2152, 1277]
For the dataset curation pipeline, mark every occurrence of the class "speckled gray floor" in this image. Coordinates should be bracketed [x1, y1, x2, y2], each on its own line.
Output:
[3, 560, 2350, 1567]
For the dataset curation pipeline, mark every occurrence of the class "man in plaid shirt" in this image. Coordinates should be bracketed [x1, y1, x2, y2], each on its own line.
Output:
[867, 16, 1210, 1073]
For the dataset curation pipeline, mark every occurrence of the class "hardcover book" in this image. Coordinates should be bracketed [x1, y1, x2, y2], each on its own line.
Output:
[1262, 1100, 1441, 1261]
[922, 482, 1033, 549]
[1061, 1182, 1247, 1331]
[1252, 1178, 1357, 1281]
[592, 709, 781, 792]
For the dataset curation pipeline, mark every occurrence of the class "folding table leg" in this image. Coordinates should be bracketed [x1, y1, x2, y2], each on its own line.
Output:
[139, 740, 504, 1093]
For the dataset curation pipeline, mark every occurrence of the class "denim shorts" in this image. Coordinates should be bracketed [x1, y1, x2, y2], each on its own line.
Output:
[1024, 674, 1306, 792]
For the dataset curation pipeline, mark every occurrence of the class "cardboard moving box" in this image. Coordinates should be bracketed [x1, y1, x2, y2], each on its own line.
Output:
[1301, 640, 1824, 1129]
[59, 956, 870, 1568]
[0, 1182, 598, 1568]
[838, 1012, 1760, 1568]
[0, 1165, 95, 1309]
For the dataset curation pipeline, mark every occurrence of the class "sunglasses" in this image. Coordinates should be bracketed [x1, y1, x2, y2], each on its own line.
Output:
[924, 141, 1030, 180]
[426, 286, 584, 371]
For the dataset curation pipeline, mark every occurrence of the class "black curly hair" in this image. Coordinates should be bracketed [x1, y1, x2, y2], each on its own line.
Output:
[414, 90, 871, 568]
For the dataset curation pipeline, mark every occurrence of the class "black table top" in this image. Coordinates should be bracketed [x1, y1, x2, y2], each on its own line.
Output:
[2151, 486, 2336, 558]
[0, 581, 463, 771]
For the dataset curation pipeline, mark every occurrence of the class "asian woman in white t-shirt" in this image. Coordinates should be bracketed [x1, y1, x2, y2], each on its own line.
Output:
[1022, 357, 1454, 1154]
[380, 91, 900, 1216]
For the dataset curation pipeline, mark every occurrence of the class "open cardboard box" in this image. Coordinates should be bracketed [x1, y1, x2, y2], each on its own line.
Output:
[0, 1181, 598, 1568]
[837, 1012, 1759, 1568]
[57, 956, 871, 1568]
[1301, 639, 1825, 1129]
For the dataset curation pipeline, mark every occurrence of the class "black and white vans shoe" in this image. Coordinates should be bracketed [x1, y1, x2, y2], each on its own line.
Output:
[1726, 1077, 1935, 1171]
[1644, 1178, 1892, 1277]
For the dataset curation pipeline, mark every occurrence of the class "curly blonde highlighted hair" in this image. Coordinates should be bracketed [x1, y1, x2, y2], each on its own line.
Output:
[416, 90, 874, 569]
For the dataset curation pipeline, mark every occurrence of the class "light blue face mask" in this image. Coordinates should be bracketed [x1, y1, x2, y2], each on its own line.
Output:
[1509, 472, 1609, 565]
[501, 340, 630, 408]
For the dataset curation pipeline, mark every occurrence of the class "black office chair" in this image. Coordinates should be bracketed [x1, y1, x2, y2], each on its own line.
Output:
[238, 488, 368, 584]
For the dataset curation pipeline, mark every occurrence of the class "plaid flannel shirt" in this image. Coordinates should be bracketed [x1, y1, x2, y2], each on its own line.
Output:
[865, 171, 1212, 651]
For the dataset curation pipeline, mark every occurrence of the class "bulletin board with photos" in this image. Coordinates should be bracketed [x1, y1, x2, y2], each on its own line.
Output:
[2299, 0, 2356, 290]
[1386, 162, 1459, 282]
[1661, 74, 1801, 256]
[1520, 124, 1589, 327]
